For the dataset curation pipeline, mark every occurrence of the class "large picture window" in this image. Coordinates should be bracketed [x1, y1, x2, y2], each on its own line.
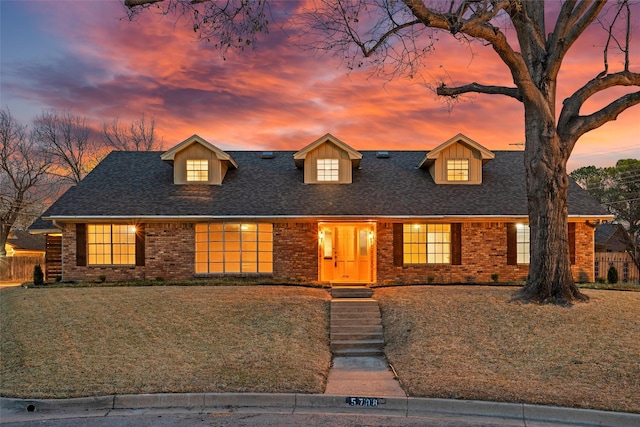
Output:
[195, 223, 273, 274]
[403, 224, 451, 264]
[516, 223, 530, 264]
[317, 159, 339, 181]
[87, 224, 136, 265]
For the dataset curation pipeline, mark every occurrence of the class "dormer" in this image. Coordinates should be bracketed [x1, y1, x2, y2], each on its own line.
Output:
[417, 133, 495, 185]
[161, 134, 238, 185]
[293, 133, 362, 184]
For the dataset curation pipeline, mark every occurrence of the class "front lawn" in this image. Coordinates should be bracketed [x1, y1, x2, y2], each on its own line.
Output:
[0, 286, 331, 398]
[376, 286, 640, 413]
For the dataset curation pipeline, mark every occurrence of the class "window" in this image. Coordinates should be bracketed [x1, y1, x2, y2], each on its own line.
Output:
[186, 159, 208, 182]
[516, 223, 530, 264]
[447, 159, 469, 181]
[317, 159, 339, 181]
[403, 224, 450, 264]
[195, 223, 273, 274]
[87, 224, 136, 265]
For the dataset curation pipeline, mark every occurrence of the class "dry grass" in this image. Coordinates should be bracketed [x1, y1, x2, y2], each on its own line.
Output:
[375, 286, 640, 413]
[0, 286, 331, 398]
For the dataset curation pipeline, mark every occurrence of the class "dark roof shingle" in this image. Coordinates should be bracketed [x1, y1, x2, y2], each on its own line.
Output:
[41, 150, 608, 219]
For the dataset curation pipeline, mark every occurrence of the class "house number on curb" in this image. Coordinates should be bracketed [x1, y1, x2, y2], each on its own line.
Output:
[346, 397, 384, 406]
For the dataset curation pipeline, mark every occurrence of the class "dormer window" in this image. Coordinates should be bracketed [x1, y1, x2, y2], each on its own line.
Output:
[417, 134, 494, 185]
[317, 159, 339, 181]
[294, 133, 362, 184]
[161, 135, 238, 185]
[447, 159, 469, 182]
[186, 159, 208, 182]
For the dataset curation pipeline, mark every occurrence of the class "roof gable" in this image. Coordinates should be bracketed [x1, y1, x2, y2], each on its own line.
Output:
[161, 134, 238, 169]
[417, 133, 495, 169]
[293, 133, 362, 169]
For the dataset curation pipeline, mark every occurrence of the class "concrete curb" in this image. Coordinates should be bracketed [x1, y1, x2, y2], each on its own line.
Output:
[2, 393, 639, 426]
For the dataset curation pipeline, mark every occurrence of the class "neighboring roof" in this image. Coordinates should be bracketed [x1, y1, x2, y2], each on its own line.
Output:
[595, 223, 630, 251]
[293, 133, 363, 168]
[160, 134, 238, 168]
[417, 133, 495, 169]
[6, 230, 46, 251]
[28, 217, 60, 233]
[40, 149, 610, 220]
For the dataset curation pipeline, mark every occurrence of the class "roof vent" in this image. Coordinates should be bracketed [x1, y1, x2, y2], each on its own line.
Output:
[261, 151, 275, 159]
[376, 151, 390, 158]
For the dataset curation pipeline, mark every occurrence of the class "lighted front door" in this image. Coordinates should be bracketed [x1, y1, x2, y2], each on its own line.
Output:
[319, 223, 375, 283]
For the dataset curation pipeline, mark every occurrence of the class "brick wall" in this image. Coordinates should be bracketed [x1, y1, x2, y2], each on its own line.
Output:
[272, 222, 318, 281]
[376, 221, 593, 284]
[144, 223, 195, 281]
[59, 220, 594, 284]
[61, 222, 194, 282]
[572, 221, 595, 283]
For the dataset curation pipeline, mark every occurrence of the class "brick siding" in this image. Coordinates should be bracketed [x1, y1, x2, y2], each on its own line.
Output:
[272, 222, 318, 281]
[376, 221, 594, 284]
[61, 222, 194, 282]
[59, 220, 594, 284]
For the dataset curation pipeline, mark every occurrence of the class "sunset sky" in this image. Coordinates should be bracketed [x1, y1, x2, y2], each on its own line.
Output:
[1, 0, 638, 172]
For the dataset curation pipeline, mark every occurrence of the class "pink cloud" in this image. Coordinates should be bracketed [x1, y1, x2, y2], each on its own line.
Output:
[3, 0, 637, 171]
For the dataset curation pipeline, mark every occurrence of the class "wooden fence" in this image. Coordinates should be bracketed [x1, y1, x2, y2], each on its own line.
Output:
[0, 255, 45, 282]
[595, 252, 639, 284]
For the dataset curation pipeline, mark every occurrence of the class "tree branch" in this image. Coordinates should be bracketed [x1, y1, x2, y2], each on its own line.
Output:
[546, 1, 606, 80]
[436, 82, 522, 101]
[558, 71, 640, 145]
[124, 0, 164, 7]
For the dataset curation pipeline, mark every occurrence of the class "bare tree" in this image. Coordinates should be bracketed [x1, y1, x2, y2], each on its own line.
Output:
[0, 109, 52, 258]
[126, 0, 640, 304]
[103, 115, 164, 151]
[33, 111, 102, 184]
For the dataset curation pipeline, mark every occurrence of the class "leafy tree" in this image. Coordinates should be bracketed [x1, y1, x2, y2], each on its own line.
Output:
[125, 0, 640, 304]
[0, 109, 53, 258]
[571, 159, 640, 270]
[103, 115, 164, 151]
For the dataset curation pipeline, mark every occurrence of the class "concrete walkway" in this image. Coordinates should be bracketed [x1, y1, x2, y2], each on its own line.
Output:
[324, 356, 406, 397]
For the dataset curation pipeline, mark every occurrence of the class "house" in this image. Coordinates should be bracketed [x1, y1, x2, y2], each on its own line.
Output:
[594, 223, 639, 283]
[0, 229, 46, 282]
[4, 230, 45, 257]
[31, 133, 611, 284]
[595, 223, 631, 253]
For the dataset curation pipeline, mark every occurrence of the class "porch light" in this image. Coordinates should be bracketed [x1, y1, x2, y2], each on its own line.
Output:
[130, 225, 137, 233]
[368, 230, 375, 241]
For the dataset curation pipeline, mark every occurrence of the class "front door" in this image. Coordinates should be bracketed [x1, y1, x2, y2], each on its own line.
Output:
[319, 223, 375, 283]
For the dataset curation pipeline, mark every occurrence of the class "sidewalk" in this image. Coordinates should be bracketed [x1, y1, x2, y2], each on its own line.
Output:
[324, 356, 406, 397]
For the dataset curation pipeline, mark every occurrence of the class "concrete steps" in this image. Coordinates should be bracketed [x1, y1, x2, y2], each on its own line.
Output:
[331, 286, 373, 299]
[330, 297, 384, 357]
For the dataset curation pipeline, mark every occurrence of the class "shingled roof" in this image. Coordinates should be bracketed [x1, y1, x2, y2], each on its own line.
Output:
[40, 150, 608, 220]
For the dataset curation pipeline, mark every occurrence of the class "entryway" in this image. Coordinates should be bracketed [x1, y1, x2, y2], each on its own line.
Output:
[318, 222, 375, 283]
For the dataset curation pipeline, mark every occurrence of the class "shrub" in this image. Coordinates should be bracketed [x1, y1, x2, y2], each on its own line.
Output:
[596, 277, 606, 284]
[33, 264, 44, 286]
[607, 265, 619, 284]
[98, 275, 107, 283]
[491, 273, 499, 283]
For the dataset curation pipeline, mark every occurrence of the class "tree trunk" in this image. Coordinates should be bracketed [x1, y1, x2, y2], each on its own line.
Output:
[514, 108, 588, 305]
